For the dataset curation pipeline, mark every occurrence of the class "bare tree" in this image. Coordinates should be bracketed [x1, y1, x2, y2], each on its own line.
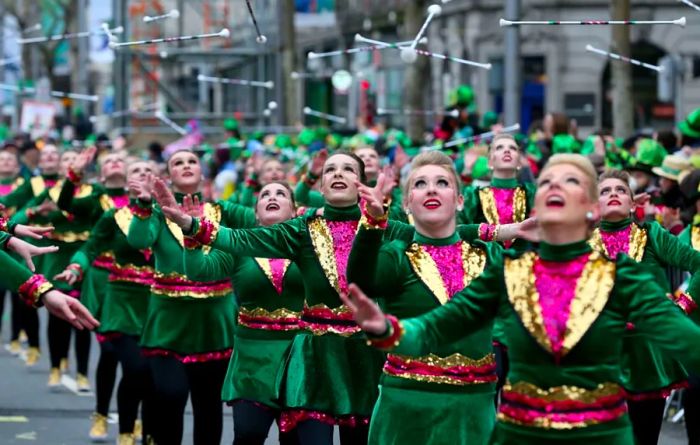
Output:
[610, 0, 634, 138]
[403, 0, 430, 142]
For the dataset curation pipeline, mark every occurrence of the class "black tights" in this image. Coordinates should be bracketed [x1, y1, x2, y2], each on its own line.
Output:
[494, 343, 509, 406]
[149, 355, 227, 445]
[0, 292, 38, 347]
[95, 341, 118, 416]
[232, 400, 299, 445]
[627, 397, 666, 445]
[0, 290, 20, 342]
[684, 376, 700, 445]
[296, 420, 369, 445]
[48, 314, 90, 374]
[112, 336, 153, 435]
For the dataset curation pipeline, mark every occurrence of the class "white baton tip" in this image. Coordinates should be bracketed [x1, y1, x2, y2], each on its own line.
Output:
[143, 16, 153, 23]
[448, 110, 459, 117]
[677, 17, 687, 27]
[154, 111, 164, 118]
[400, 47, 418, 63]
[303, 107, 312, 113]
[263, 109, 272, 117]
[112, 26, 124, 34]
[89, 116, 97, 123]
[197, 74, 206, 81]
[264, 81, 275, 89]
[377, 108, 387, 114]
[484, 63, 493, 70]
[290, 71, 300, 79]
[268, 101, 278, 110]
[256, 35, 268, 44]
[418, 37, 428, 44]
[353, 33, 363, 42]
[170, 9, 180, 19]
[585, 44, 594, 51]
[307, 52, 318, 59]
[108, 41, 118, 49]
[499, 18, 510, 27]
[513, 123, 521, 131]
[220, 28, 231, 38]
[427, 4, 442, 15]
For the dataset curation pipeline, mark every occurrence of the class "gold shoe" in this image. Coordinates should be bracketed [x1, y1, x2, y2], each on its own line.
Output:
[18, 330, 27, 343]
[8, 340, 21, 355]
[60, 357, 69, 372]
[117, 433, 136, 445]
[25, 347, 40, 367]
[48, 368, 61, 389]
[76, 373, 91, 392]
[133, 419, 142, 442]
[88, 412, 108, 441]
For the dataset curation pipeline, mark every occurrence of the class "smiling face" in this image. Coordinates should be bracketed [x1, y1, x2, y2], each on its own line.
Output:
[260, 159, 285, 185]
[38, 144, 60, 175]
[167, 151, 201, 191]
[319, 153, 362, 207]
[355, 147, 379, 180]
[598, 178, 633, 221]
[59, 151, 78, 176]
[100, 153, 127, 181]
[255, 182, 296, 226]
[406, 164, 463, 228]
[0, 151, 19, 177]
[534, 162, 598, 229]
[489, 135, 520, 176]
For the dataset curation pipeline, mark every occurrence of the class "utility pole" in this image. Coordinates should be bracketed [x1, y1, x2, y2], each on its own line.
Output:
[503, 0, 521, 127]
[404, 0, 430, 142]
[610, 0, 634, 138]
[113, 0, 129, 130]
[279, 0, 299, 126]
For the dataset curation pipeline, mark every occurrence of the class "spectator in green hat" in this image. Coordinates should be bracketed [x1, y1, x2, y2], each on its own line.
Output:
[678, 107, 700, 154]
[626, 138, 667, 194]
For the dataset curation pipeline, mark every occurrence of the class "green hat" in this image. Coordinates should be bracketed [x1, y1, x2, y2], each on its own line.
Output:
[633, 139, 667, 169]
[449, 85, 474, 107]
[679, 108, 700, 139]
[481, 111, 499, 129]
[551, 134, 581, 154]
[472, 156, 490, 180]
[223, 118, 239, 131]
[298, 128, 316, 146]
[275, 134, 292, 149]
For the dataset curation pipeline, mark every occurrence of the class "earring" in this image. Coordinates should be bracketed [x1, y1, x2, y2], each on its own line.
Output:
[457, 207, 463, 212]
[585, 211, 594, 222]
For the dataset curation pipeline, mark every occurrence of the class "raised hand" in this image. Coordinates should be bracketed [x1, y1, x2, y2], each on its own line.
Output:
[127, 173, 153, 202]
[14, 224, 54, 240]
[393, 146, 410, 171]
[182, 194, 203, 218]
[7, 237, 59, 272]
[310, 149, 328, 177]
[357, 172, 387, 219]
[35, 199, 58, 217]
[380, 166, 396, 199]
[515, 216, 540, 243]
[71, 146, 98, 175]
[54, 268, 79, 286]
[340, 283, 389, 336]
[152, 177, 178, 210]
[42, 290, 99, 330]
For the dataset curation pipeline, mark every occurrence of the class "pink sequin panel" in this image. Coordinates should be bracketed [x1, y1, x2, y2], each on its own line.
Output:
[534, 254, 590, 358]
[423, 242, 466, 298]
[111, 195, 130, 209]
[0, 184, 14, 196]
[269, 259, 287, 295]
[326, 220, 358, 294]
[492, 188, 517, 224]
[141, 348, 232, 363]
[599, 226, 632, 259]
[279, 409, 369, 433]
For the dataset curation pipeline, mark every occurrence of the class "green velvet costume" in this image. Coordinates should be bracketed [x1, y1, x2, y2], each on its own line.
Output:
[590, 219, 700, 398]
[370, 241, 700, 444]
[126, 193, 255, 360]
[348, 222, 502, 445]
[184, 245, 304, 408]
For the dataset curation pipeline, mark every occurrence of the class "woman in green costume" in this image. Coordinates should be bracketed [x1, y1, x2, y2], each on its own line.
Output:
[55, 146, 131, 442]
[57, 160, 156, 445]
[589, 169, 700, 445]
[346, 151, 502, 445]
[342, 154, 700, 445]
[183, 181, 303, 445]
[11, 145, 95, 390]
[126, 149, 255, 445]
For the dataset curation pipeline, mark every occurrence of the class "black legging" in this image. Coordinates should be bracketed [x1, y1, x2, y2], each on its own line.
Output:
[296, 420, 369, 445]
[48, 314, 91, 374]
[0, 289, 20, 342]
[14, 293, 39, 348]
[627, 397, 667, 445]
[232, 400, 299, 445]
[684, 375, 700, 445]
[112, 335, 153, 436]
[95, 341, 118, 416]
[149, 355, 228, 445]
[494, 342, 509, 406]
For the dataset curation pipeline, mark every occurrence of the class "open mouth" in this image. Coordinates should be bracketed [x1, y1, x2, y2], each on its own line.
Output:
[182, 172, 194, 178]
[608, 199, 621, 206]
[266, 202, 280, 211]
[331, 181, 347, 190]
[423, 199, 441, 210]
[545, 195, 565, 208]
[502, 155, 512, 162]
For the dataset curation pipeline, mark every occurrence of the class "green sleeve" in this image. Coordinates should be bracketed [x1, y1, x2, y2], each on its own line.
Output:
[0, 231, 11, 248]
[457, 224, 481, 242]
[0, 181, 32, 209]
[0, 249, 34, 291]
[238, 183, 257, 208]
[70, 211, 115, 271]
[648, 222, 700, 298]
[183, 247, 235, 282]
[524, 182, 537, 210]
[458, 186, 480, 224]
[388, 187, 407, 222]
[127, 204, 161, 250]
[384, 220, 416, 243]
[347, 225, 401, 295]
[617, 255, 700, 373]
[9, 192, 44, 226]
[207, 217, 304, 260]
[389, 252, 502, 356]
[57, 181, 99, 218]
[294, 181, 325, 207]
[218, 200, 257, 228]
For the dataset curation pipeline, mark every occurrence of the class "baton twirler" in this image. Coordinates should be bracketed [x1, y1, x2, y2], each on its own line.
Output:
[499, 17, 686, 27]
[111, 29, 230, 49]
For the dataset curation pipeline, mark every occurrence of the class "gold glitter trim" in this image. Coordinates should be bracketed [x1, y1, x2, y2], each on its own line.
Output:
[151, 272, 231, 298]
[478, 187, 527, 225]
[30, 177, 47, 197]
[692, 226, 700, 251]
[385, 352, 496, 385]
[505, 251, 615, 357]
[114, 207, 133, 237]
[404, 242, 486, 306]
[254, 258, 290, 290]
[589, 225, 646, 262]
[503, 380, 623, 403]
[165, 202, 221, 254]
[239, 307, 300, 319]
[307, 217, 341, 294]
[48, 181, 92, 203]
[100, 194, 117, 211]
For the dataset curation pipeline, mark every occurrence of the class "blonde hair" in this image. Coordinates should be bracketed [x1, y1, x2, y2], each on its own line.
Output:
[540, 154, 598, 201]
[403, 151, 461, 204]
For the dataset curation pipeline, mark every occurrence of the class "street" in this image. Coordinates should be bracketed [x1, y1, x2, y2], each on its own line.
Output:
[0, 308, 687, 444]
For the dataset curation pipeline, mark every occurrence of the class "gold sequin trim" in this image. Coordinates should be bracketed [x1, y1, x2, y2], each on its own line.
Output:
[307, 217, 342, 294]
[504, 251, 615, 357]
[239, 307, 301, 319]
[99, 194, 117, 211]
[30, 177, 47, 197]
[405, 242, 486, 306]
[254, 258, 290, 289]
[503, 381, 623, 403]
[165, 202, 222, 254]
[385, 353, 496, 385]
[114, 207, 133, 236]
[48, 180, 92, 203]
[589, 224, 646, 262]
[692, 226, 700, 251]
[478, 187, 527, 225]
